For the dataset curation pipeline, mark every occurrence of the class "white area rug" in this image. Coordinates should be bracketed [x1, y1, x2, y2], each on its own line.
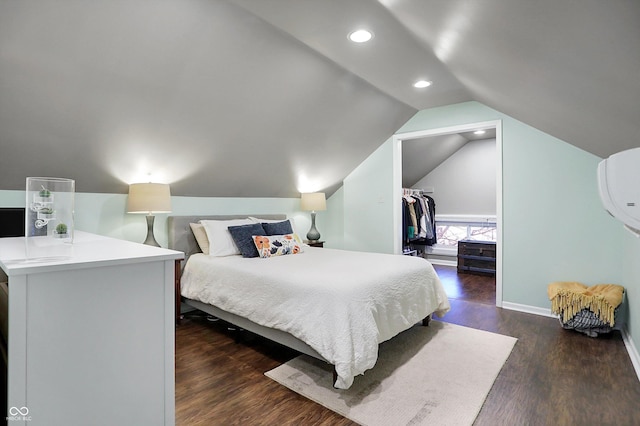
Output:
[265, 321, 517, 426]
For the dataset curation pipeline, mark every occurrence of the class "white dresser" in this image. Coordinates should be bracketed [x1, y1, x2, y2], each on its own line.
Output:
[0, 232, 183, 426]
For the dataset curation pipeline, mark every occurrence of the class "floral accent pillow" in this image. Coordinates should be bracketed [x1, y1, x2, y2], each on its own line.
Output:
[253, 234, 304, 258]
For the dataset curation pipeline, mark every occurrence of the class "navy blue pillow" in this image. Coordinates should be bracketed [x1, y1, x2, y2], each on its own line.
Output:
[228, 223, 266, 258]
[262, 220, 293, 236]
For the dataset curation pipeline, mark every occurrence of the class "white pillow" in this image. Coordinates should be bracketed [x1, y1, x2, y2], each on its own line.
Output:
[200, 218, 253, 257]
[248, 216, 286, 223]
[189, 223, 210, 255]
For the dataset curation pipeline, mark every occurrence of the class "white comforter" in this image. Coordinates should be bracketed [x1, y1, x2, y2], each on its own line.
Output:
[181, 247, 450, 389]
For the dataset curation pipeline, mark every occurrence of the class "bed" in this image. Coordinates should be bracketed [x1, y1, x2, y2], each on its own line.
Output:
[168, 215, 450, 389]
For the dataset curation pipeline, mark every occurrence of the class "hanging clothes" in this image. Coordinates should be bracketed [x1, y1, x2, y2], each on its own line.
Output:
[423, 195, 436, 245]
[402, 189, 436, 248]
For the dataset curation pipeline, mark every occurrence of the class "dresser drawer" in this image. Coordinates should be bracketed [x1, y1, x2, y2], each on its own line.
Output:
[458, 241, 496, 257]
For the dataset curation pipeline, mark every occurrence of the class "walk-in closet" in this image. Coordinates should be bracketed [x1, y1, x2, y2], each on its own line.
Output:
[397, 123, 500, 303]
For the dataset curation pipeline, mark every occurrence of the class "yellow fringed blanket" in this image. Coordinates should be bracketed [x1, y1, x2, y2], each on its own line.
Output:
[547, 282, 624, 326]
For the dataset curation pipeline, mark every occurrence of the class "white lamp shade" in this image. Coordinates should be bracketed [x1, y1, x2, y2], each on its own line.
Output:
[300, 192, 326, 211]
[127, 183, 172, 214]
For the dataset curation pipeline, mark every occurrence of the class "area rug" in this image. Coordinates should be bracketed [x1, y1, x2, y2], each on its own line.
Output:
[265, 321, 517, 426]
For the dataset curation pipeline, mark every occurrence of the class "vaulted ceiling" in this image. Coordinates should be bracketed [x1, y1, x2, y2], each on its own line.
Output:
[1, 0, 638, 198]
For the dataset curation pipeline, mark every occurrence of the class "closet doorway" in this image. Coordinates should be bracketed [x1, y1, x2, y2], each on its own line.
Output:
[392, 120, 503, 307]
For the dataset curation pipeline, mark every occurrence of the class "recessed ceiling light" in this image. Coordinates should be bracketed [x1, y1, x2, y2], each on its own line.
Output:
[474, 130, 486, 135]
[413, 80, 432, 89]
[349, 29, 373, 43]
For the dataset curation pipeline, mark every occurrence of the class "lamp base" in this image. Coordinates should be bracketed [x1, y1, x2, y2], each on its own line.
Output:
[306, 211, 321, 242]
[143, 215, 160, 247]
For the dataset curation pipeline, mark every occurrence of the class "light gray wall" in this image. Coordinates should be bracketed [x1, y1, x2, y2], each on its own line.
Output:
[411, 138, 496, 216]
[623, 231, 640, 353]
[0, 190, 322, 249]
[340, 101, 625, 312]
[343, 141, 395, 253]
[323, 186, 345, 249]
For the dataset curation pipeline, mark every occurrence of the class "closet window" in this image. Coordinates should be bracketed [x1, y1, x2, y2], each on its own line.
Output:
[435, 220, 496, 247]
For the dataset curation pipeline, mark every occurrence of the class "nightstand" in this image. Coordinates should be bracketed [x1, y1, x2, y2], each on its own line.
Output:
[305, 240, 325, 248]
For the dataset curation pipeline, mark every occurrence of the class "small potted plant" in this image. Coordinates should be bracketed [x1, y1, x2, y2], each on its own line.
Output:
[54, 222, 68, 238]
[38, 206, 55, 219]
[36, 185, 53, 203]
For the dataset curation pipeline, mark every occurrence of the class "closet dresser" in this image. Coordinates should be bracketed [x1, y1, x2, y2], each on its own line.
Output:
[0, 231, 183, 425]
[457, 239, 496, 276]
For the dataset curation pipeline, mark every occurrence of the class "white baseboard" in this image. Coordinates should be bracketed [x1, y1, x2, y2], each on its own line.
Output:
[427, 258, 457, 267]
[502, 301, 640, 383]
[501, 301, 556, 318]
[621, 327, 640, 382]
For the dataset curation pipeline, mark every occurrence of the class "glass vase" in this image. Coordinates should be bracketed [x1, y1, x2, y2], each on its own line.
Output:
[25, 177, 75, 259]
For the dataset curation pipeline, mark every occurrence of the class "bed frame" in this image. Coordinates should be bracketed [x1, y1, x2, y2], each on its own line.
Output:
[168, 214, 432, 384]
[168, 215, 330, 362]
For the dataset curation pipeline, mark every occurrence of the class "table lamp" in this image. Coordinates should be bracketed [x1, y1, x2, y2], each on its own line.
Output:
[300, 192, 326, 242]
[127, 183, 172, 246]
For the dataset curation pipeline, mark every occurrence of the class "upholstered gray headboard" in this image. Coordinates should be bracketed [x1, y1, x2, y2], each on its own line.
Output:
[167, 214, 287, 261]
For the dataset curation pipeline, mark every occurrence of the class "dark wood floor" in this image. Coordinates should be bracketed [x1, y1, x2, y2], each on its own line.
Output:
[175, 265, 640, 426]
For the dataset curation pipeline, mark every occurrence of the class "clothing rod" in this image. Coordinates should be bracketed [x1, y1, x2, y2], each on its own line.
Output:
[403, 187, 434, 194]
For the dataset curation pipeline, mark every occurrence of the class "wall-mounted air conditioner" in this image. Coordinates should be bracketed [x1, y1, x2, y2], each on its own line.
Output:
[597, 147, 640, 236]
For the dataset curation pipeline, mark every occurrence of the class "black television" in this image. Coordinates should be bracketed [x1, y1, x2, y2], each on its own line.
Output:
[0, 208, 25, 237]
